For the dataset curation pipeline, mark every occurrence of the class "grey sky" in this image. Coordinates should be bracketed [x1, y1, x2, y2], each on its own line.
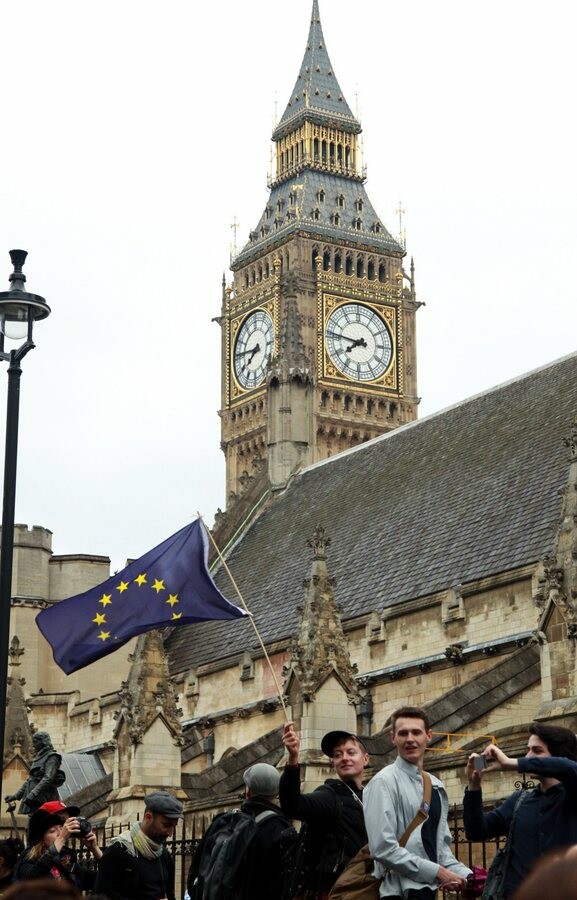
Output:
[0, 0, 575, 573]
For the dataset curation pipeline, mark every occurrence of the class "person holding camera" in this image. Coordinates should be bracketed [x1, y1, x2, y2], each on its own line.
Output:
[464, 722, 577, 898]
[13, 806, 101, 888]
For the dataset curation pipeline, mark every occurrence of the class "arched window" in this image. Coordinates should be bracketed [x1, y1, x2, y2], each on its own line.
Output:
[323, 250, 331, 271]
[378, 262, 386, 282]
[334, 251, 342, 273]
[356, 257, 364, 278]
[367, 259, 375, 280]
[345, 255, 353, 276]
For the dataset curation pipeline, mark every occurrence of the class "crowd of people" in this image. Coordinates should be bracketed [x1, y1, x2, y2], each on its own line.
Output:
[3, 710, 577, 900]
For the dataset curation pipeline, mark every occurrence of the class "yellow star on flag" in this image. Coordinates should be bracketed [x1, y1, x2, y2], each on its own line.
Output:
[116, 581, 129, 593]
[98, 630, 111, 641]
[152, 579, 165, 594]
[92, 613, 106, 625]
[171, 612, 182, 620]
[166, 594, 179, 607]
[134, 574, 147, 587]
[99, 594, 112, 607]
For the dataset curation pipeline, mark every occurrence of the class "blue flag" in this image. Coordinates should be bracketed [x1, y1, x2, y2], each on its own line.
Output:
[36, 518, 247, 674]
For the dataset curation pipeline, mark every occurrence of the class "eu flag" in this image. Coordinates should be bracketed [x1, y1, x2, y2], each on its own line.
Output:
[36, 518, 247, 674]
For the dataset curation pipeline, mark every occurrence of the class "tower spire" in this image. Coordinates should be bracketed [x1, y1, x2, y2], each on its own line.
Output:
[274, 0, 360, 140]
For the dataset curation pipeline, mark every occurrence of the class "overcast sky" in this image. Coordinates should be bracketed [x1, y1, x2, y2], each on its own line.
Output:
[0, 0, 575, 573]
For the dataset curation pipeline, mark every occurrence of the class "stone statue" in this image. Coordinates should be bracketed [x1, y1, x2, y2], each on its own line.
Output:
[4, 731, 65, 814]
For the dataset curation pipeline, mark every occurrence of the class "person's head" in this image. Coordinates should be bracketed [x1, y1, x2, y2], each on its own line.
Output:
[320, 731, 369, 783]
[527, 723, 577, 761]
[390, 706, 432, 766]
[0, 837, 24, 877]
[140, 791, 183, 843]
[243, 763, 281, 800]
[31, 731, 52, 753]
[514, 853, 577, 900]
[2, 879, 81, 899]
[27, 810, 64, 859]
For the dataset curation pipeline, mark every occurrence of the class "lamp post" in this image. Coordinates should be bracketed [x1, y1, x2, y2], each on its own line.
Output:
[0, 250, 50, 805]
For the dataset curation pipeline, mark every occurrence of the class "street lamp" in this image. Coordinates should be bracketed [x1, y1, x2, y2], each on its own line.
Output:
[0, 250, 50, 804]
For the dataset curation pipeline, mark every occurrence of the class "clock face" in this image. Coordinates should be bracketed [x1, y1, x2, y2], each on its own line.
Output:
[325, 302, 393, 382]
[233, 309, 274, 390]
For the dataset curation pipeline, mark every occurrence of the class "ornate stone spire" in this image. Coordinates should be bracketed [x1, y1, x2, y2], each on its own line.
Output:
[114, 629, 183, 745]
[285, 526, 361, 703]
[533, 417, 577, 702]
[269, 278, 311, 377]
[267, 281, 313, 489]
[4, 636, 34, 763]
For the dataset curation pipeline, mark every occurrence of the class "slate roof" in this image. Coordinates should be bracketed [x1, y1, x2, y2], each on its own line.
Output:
[166, 352, 577, 677]
[234, 170, 403, 267]
[274, 0, 360, 140]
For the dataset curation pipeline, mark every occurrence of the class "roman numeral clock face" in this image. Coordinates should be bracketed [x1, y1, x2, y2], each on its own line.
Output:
[325, 302, 392, 381]
[233, 309, 274, 390]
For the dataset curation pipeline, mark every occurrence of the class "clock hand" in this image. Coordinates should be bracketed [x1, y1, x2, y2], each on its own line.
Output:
[345, 337, 368, 352]
[236, 346, 259, 357]
[242, 343, 261, 370]
[326, 330, 368, 350]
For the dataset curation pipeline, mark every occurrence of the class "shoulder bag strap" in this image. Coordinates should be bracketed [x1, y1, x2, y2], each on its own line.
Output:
[398, 771, 433, 848]
[501, 789, 530, 866]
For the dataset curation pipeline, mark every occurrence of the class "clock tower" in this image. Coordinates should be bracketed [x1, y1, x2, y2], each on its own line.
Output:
[219, 0, 420, 502]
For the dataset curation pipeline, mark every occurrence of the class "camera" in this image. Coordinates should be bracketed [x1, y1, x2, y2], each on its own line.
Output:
[77, 817, 92, 837]
[473, 755, 487, 771]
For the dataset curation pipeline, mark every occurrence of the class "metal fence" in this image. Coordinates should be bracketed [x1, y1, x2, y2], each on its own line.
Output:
[76, 800, 508, 899]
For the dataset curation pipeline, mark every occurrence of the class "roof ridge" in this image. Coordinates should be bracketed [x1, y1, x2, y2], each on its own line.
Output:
[299, 348, 577, 477]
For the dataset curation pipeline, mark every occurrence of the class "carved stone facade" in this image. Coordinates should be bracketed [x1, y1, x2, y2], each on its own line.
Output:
[533, 418, 577, 711]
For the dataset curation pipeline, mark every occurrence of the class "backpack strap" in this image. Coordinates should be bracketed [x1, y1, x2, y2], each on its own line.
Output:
[398, 771, 432, 847]
[254, 809, 278, 825]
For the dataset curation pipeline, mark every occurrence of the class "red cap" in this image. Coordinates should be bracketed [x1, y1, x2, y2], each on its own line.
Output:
[39, 800, 80, 816]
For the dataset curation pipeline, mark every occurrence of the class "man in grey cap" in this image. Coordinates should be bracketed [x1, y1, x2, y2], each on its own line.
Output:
[240, 762, 296, 900]
[188, 763, 295, 900]
[95, 790, 183, 900]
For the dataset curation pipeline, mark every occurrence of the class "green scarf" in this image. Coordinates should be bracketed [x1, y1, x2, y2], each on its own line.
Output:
[130, 822, 164, 860]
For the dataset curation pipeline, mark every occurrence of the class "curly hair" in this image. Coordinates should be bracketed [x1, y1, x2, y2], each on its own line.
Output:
[529, 722, 577, 760]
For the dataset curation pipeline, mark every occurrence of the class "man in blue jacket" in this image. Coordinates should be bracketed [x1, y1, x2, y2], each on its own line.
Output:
[464, 722, 577, 898]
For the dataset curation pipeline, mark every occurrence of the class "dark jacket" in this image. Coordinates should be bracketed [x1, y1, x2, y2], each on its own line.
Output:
[279, 764, 367, 892]
[14, 844, 95, 890]
[464, 755, 577, 897]
[94, 839, 175, 900]
[240, 797, 296, 900]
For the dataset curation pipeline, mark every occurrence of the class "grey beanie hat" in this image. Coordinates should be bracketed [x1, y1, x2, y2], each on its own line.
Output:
[144, 791, 183, 819]
[243, 763, 281, 797]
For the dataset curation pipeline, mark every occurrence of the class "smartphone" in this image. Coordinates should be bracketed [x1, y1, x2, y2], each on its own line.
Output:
[473, 755, 487, 771]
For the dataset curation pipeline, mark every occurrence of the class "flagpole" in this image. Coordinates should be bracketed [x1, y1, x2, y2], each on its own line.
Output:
[198, 514, 290, 723]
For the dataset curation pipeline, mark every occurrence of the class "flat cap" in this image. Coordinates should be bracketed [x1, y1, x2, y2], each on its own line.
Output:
[243, 763, 280, 797]
[144, 791, 183, 819]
